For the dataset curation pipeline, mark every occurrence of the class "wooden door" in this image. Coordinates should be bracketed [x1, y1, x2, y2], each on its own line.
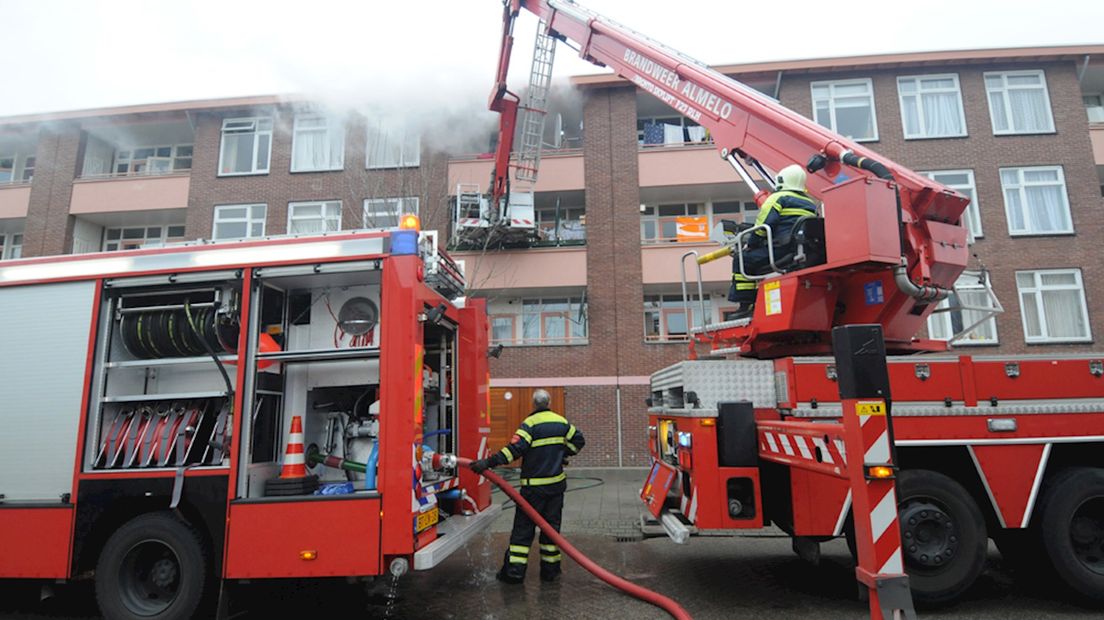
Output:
[489, 387, 565, 467]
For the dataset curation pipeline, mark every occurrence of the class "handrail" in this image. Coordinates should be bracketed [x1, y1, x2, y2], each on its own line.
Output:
[679, 251, 709, 334]
[734, 224, 777, 280]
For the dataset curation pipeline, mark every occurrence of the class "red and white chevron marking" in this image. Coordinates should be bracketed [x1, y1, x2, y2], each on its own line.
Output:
[510, 219, 534, 227]
[860, 408, 904, 574]
[757, 422, 848, 478]
[866, 481, 903, 574]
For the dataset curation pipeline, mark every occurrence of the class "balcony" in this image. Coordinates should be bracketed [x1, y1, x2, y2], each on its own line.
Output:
[1091, 122, 1104, 166]
[448, 150, 585, 193]
[638, 144, 748, 187]
[0, 183, 30, 219]
[70, 174, 190, 215]
[452, 245, 586, 293]
[641, 243, 731, 285]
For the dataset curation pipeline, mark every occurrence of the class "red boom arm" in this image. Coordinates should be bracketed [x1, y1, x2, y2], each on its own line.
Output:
[489, 0, 972, 355]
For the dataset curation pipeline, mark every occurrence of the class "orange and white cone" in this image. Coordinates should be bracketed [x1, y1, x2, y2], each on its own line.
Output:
[279, 415, 308, 479]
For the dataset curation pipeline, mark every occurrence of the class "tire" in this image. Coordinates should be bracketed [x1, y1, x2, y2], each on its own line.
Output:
[95, 512, 208, 620]
[1039, 467, 1104, 602]
[895, 469, 987, 605]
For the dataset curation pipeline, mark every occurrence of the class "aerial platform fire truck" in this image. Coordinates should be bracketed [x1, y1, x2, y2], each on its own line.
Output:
[0, 223, 498, 619]
[489, 0, 1104, 614]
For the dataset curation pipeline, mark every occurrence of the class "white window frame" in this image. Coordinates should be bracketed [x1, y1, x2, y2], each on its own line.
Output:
[999, 165, 1073, 236]
[0, 232, 23, 260]
[365, 121, 420, 169]
[113, 144, 193, 177]
[218, 117, 273, 176]
[363, 197, 418, 229]
[1016, 269, 1092, 344]
[288, 200, 342, 235]
[291, 114, 345, 173]
[515, 296, 588, 346]
[810, 78, 879, 142]
[103, 225, 185, 252]
[896, 74, 967, 139]
[644, 294, 709, 342]
[984, 70, 1055, 135]
[213, 204, 267, 241]
[640, 200, 757, 244]
[921, 170, 982, 241]
[927, 275, 999, 345]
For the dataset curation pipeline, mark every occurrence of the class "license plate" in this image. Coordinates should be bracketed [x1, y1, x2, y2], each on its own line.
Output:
[416, 506, 439, 532]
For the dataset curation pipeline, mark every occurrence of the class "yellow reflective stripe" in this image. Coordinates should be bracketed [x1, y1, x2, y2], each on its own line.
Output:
[566, 425, 577, 440]
[778, 208, 817, 217]
[500, 446, 514, 460]
[515, 428, 533, 442]
[540, 544, 558, 552]
[520, 472, 567, 486]
[566, 442, 580, 454]
[540, 554, 562, 563]
[509, 545, 530, 554]
[509, 555, 528, 564]
[530, 436, 566, 448]
[524, 411, 568, 427]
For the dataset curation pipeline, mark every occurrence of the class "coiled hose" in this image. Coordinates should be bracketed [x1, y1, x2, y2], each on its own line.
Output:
[455, 456, 692, 620]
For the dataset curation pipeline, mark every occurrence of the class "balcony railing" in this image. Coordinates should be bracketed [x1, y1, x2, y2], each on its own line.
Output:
[79, 167, 191, 180]
[490, 335, 588, 347]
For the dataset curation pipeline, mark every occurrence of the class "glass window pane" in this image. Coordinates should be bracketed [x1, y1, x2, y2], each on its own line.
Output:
[1020, 290, 1042, 337]
[1042, 290, 1086, 338]
[1007, 74, 1042, 86]
[167, 226, 185, 237]
[1016, 272, 1036, 288]
[1040, 272, 1077, 286]
[835, 106, 874, 140]
[215, 221, 248, 239]
[250, 205, 265, 219]
[250, 222, 264, 237]
[219, 207, 248, 219]
[989, 92, 1009, 131]
[256, 134, 270, 170]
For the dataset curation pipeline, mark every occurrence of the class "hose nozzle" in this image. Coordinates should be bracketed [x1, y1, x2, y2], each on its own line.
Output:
[432, 452, 458, 470]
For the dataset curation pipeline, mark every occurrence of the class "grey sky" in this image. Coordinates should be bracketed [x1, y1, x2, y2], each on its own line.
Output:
[0, 0, 1101, 118]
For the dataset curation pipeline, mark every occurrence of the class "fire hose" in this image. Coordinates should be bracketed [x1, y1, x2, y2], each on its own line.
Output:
[443, 454, 692, 620]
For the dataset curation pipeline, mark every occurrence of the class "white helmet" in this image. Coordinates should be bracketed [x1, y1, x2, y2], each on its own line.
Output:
[775, 164, 807, 192]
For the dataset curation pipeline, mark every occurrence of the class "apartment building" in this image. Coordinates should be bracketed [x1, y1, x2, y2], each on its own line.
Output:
[448, 45, 1104, 466]
[0, 96, 451, 263]
[1, 46, 1102, 467]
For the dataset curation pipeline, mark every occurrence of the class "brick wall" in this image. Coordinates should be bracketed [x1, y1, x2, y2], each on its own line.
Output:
[186, 107, 448, 240]
[564, 384, 651, 467]
[778, 60, 1103, 353]
[21, 122, 82, 257]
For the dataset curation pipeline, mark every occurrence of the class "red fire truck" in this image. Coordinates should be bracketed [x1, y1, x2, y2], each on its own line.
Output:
[488, 0, 1104, 612]
[0, 223, 498, 619]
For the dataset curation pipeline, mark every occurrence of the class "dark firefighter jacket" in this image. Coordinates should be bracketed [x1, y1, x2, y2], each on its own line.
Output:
[487, 409, 585, 486]
[752, 189, 818, 245]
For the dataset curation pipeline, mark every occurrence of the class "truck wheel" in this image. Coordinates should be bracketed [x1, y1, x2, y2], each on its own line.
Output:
[1039, 467, 1104, 602]
[95, 512, 208, 620]
[896, 469, 987, 605]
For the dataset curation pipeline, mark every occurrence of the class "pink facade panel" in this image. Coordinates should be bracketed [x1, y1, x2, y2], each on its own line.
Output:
[69, 174, 190, 214]
[0, 185, 31, 219]
[1091, 125, 1104, 165]
[454, 246, 586, 290]
[638, 146, 756, 187]
[641, 244, 731, 284]
[448, 152, 585, 193]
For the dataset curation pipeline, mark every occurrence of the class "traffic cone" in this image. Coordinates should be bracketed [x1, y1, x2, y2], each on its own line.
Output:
[265, 415, 319, 496]
[280, 415, 307, 478]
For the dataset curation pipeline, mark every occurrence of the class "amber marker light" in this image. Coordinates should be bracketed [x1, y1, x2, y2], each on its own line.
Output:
[866, 465, 896, 480]
[399, 214, 421, 231]
[300, 550, 318, 561]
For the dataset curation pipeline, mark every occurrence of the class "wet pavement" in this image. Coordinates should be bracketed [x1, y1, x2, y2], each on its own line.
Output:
[0, 468, 1098, 619]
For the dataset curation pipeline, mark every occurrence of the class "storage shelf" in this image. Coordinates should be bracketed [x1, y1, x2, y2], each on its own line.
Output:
[105, 354, 237, 369]
[102, 390, 230, 403]
[256, 347, 380, 364]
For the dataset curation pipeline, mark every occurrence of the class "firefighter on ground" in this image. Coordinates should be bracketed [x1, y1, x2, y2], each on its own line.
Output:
[470, 389, 585, 583]
[728, 163, 819, 319]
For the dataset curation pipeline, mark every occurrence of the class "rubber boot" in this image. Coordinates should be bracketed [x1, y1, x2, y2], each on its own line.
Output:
[497, 563, 526, 584]
[540, 563, 561, 583]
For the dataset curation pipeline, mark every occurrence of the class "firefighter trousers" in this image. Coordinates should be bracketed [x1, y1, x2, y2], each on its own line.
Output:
[728, 245, 772, 304]
[502, 481, 565, 579]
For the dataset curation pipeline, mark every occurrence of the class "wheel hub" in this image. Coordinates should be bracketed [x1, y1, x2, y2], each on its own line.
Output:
[1070, 497, 1104, 576]
[900, 500, 958, 569]
[119, 540, 181, 615]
